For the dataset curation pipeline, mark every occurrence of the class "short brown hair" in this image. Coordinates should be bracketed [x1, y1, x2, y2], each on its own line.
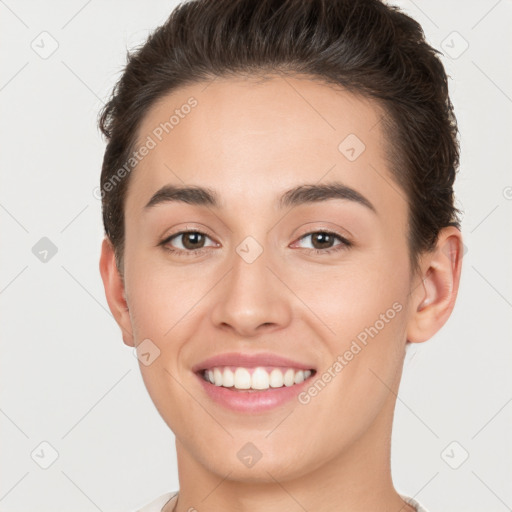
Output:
[99, 0, 461, 273]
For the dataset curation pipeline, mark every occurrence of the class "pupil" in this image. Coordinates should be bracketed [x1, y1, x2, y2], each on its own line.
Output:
[313, 233, 332, 249]
[184, 232, 204, 249]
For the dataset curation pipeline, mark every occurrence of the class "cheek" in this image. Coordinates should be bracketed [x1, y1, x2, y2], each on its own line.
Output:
[124, 248, 205, 341]
[292, 248, 411, 397]
[293, 270, 409, 445]
[123, 253, 200, 429]
[292, 248, 410, 340]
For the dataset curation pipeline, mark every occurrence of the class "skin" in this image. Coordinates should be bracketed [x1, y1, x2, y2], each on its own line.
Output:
[100, 74, 463, 512]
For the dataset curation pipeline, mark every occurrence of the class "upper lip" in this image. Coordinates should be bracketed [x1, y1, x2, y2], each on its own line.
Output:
[192, 352, 316, 373]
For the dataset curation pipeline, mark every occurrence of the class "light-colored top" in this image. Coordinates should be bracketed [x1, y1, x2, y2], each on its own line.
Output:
[133, 491, 429, 511]
[399, 493, 429, 512]
[134, 492, 176, 512]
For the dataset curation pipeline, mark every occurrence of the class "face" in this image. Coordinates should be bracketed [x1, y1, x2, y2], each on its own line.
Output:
[113, 75, 422, 482]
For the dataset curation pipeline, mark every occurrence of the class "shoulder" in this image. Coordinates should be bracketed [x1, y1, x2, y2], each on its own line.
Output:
[399, 494, 430, 512]
[130, 492, 178, 512]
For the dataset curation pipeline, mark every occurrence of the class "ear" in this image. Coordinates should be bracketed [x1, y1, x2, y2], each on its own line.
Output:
[99, 237, 134, 347]
[407, 226, 463, 343]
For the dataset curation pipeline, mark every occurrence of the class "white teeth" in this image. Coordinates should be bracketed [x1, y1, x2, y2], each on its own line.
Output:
[269, 368, 284, 388]
[251, 367, 270, 390]
[222, 368, 235, 387]
[294, 370, 305, 384]
[234, 368, 251, 389]
[283, 368, 295, 387]
[203, 366, 314, 390]
[213, 368, 223, 386]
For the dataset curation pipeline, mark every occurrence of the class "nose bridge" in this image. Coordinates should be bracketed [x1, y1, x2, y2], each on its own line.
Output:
[210, 234, 291, 335]
[232, 235, 270, 295]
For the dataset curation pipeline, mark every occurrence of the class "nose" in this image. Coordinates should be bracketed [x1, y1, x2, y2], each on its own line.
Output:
[210, 245, 293, 338]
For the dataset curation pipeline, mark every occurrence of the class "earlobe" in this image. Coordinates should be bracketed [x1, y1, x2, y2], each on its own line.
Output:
[407, 227, 463, 343]
[99, 237, 135, 347]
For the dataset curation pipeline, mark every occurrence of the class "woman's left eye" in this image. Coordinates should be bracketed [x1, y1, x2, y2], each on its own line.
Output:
[293, 231, 351, 254]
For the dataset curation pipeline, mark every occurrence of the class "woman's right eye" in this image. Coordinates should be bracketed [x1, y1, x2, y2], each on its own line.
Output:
[161, 230, 217, 256]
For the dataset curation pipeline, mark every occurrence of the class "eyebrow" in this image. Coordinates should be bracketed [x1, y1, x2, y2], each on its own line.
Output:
[144, 182, 377, 214]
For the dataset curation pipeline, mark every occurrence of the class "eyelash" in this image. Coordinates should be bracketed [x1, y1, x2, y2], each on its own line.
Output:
[159, 229, 352, 258]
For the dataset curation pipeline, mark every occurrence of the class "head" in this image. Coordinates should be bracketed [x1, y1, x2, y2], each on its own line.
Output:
[99, 0, 463, 485]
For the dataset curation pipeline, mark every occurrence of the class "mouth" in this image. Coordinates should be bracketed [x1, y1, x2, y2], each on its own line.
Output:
[196, 365, 317, 392]
[191, 352, 318, 412]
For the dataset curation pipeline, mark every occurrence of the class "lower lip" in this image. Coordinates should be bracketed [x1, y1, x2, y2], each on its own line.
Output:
[195, 371, 315, 413]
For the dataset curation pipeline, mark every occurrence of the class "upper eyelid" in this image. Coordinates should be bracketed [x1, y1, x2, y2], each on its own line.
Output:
[162, 225, 215, 242]
[296, 229, 349, 241]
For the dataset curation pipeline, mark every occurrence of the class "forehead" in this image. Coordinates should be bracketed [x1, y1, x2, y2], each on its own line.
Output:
[127, 74, 402, 218]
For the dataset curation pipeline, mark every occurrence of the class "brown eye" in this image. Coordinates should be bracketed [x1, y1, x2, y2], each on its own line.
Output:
[309, 232, 337, 249]
[294, 230, 351, 255]
[161, 230, 217, 255]
[178, 232, 206, 250]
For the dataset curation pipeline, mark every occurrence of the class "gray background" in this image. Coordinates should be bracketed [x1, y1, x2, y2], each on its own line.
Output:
[0, 1, 511, 511]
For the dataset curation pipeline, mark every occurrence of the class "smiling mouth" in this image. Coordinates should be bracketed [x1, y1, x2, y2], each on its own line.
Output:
[198, 365, 316, 392]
